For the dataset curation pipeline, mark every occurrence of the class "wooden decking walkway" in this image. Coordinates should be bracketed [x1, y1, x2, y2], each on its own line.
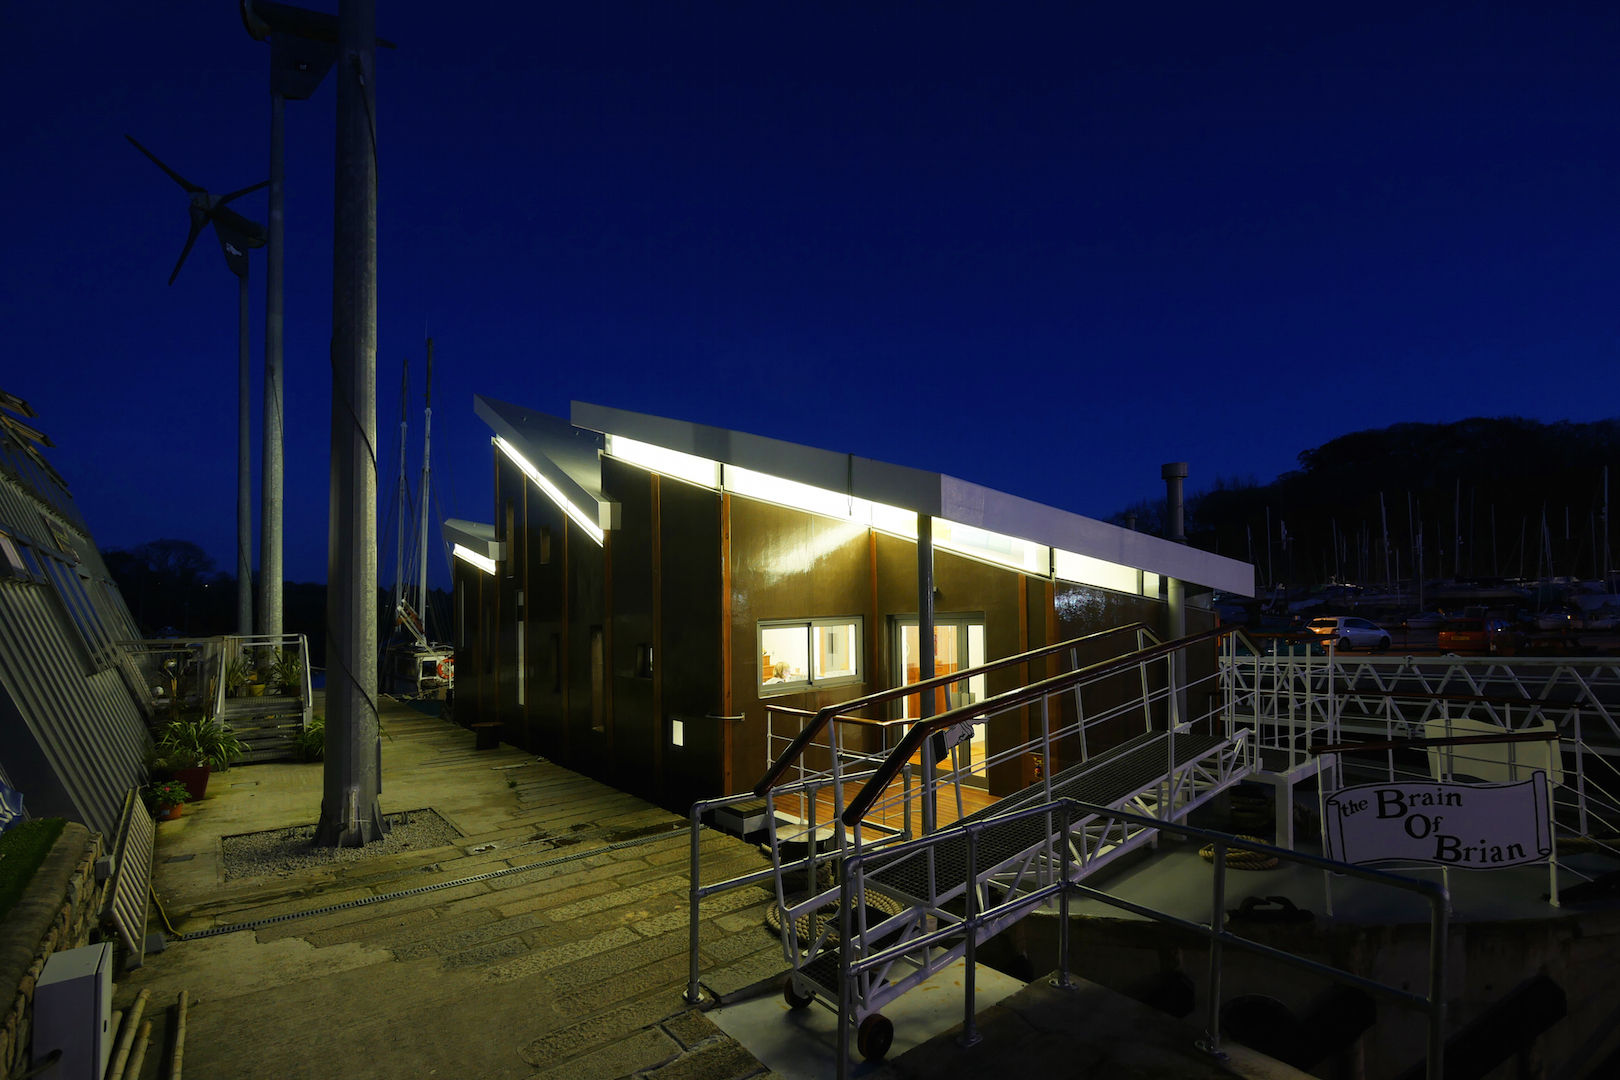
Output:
[116, 696, 784, 1080]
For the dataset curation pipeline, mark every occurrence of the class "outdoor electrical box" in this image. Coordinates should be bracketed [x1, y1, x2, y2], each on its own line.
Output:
[33, 941, 113, 1080]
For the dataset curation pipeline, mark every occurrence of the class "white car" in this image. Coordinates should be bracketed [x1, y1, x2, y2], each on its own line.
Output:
[1306, 616, 1390, 651]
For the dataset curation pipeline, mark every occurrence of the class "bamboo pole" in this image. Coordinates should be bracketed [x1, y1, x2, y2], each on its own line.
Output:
[125, 1020, 153, 1080]
[107, 989, 149, 1080]
[170, 990, 190, 1080]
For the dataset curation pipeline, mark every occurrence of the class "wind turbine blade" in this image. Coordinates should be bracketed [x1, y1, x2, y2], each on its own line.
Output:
[218, 179, 270, 205]
[126, 134, 204, 194]
[168, 219, 207, 286]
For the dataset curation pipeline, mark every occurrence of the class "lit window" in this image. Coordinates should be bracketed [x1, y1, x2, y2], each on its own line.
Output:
[759, 617, 862, 696]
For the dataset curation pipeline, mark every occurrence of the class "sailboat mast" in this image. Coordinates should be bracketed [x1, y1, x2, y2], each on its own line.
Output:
[418, 337, 434, 627]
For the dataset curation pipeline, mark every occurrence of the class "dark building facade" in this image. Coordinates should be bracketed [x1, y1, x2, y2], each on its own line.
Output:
[448, 398, 1252, 813]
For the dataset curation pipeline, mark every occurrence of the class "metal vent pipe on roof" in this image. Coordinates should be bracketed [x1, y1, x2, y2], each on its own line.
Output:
[1162, 462, 1189, 725]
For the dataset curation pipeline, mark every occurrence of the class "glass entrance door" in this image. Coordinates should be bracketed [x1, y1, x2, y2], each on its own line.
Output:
[897, 617, 987, 784]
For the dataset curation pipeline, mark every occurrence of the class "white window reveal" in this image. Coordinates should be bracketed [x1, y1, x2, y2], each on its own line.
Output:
[759, 617, 863, 696]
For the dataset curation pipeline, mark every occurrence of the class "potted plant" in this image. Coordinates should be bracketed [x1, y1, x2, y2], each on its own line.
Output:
[157, 716, 249, 801]
[269, 649, 304, 697]
[224, 655, 251, 698]
[144, 779, 192, 821]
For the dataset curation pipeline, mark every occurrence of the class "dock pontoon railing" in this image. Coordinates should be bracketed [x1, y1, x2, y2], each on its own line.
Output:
[828, 799, 1451, 1080]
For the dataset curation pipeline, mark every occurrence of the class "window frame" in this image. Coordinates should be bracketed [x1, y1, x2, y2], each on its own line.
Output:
[757, 616, 864, 697]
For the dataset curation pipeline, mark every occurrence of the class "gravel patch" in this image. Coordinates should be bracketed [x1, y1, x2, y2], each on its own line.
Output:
[221, 809, 462, 881]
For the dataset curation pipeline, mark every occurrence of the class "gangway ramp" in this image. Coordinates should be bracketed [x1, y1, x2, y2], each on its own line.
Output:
[688, 623, 1257, 1069]
[784, 729, 1245, 1047]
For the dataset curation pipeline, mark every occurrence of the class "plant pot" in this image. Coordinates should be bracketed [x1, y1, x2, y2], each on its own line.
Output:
[247, 684, 266, 697]
[157, 804, 183, 821]
[174, 765, 211, 802]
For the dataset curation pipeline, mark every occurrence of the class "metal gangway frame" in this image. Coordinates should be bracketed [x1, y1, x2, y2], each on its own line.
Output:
[685, 624, 1163, 1005]
[825, 799, 1450, 1080]
[686, 622, 1260, 1059]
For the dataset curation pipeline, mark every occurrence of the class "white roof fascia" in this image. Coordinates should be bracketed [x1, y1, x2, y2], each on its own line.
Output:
[475, 395, 613, 530]
[442, 518, 502, 561]
[571, 401, 944, 517]
[939, 476, 1254, 597]
[567, 400, 1254, 597]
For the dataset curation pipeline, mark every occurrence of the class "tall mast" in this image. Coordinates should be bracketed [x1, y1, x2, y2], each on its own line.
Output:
[393, 358, 409, 613]
[419, 337, 433, 625]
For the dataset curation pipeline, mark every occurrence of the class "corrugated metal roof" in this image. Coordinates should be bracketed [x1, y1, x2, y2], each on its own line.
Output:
[0, 390, 150, 835]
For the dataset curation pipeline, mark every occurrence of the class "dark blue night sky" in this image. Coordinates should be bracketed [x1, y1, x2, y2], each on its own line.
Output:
[6, 3, 1617, 588]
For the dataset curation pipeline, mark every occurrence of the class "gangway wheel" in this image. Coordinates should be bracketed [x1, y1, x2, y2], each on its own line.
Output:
[784, 979, 815, 1010]
[858, 1013, 894, 1061]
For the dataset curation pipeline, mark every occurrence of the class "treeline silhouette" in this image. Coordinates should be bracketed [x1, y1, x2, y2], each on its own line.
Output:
[1112, 417, 1620, 589]
[105, 538, 453, 661]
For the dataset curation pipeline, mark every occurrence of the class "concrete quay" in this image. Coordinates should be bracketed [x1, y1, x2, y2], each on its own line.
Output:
[112, 697, 1297, 1079]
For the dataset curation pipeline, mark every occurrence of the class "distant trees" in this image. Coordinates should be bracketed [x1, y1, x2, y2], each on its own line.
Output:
[1112, 417, 1620, 588]
[105, 539, 234, 635]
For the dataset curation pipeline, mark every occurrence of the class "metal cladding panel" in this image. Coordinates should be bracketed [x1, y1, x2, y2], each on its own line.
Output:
[938, 475, 1255, 597]
[571, 400, 946, 516]
[475, 395, 609, 526]
[0, 583, 147, 835]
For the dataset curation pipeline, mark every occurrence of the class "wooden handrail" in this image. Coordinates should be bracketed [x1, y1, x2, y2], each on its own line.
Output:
[840, 624, 1238, 825]
[752, 623, 1153, 797]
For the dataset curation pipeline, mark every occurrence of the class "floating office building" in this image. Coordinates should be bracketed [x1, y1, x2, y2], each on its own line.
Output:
[448, 397, 1253, 810]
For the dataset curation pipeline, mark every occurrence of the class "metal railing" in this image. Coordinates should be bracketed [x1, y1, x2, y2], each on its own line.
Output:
[820, 799, 1451, 1080]
[754, 623, 1157, 796]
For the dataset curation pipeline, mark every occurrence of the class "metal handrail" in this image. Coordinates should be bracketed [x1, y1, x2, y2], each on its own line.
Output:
[753, 623, 1154, 796]
[830, 798, 1450, 1080]
[842, 624, 1237, 825]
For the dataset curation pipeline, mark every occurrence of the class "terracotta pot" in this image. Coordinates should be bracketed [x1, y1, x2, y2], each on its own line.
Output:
[158, 804, 183, 821]
[174, 765, 211, 802]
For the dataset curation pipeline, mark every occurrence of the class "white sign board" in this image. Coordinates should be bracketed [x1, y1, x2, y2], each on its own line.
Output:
[1322, 774, 1551, 869]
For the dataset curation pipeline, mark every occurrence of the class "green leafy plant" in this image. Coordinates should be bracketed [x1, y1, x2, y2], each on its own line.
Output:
[295, 714, 325, 762]
[158, 716, 248, 770]
[143, 779, 192, 813]
[269, 649, 304, 696]
[224, 654, 251, 695]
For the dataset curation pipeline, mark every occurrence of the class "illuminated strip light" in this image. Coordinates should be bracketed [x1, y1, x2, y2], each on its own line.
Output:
[1053, 547, 1143, 595]
[605, 434, 721, 489]
[493, 436, 606, 546]
[721, 463, 918, 539]
[452, 543, 497, 575]
[934, 519, 1048, 575]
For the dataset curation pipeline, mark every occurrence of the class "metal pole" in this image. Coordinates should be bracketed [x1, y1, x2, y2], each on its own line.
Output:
[419, 338, 433, 617]
[685, 803, 703, 1003]
[237, 269, 253, 635]
[1163, 463, 1188, 725]
[259, 88, 286, 641]
[316, 0, 383, 846]
[959, 826, 981, 1046]
[1202, 845, 1227, 1056]
[918, 514, 936, 835]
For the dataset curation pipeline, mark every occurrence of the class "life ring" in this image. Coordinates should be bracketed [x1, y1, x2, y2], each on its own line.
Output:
[437, 657, 454, 681]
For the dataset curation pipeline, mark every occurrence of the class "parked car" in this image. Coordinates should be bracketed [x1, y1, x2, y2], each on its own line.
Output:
[1305, 616, 1391, 651]
[1436, 617, 1514, 653]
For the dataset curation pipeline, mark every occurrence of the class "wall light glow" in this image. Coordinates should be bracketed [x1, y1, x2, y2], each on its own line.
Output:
[494, 436, 605, 546]
[452, 543, 498, 575]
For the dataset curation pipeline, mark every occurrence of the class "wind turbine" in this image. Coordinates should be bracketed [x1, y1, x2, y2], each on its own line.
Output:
[128, 135, 268, 637]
